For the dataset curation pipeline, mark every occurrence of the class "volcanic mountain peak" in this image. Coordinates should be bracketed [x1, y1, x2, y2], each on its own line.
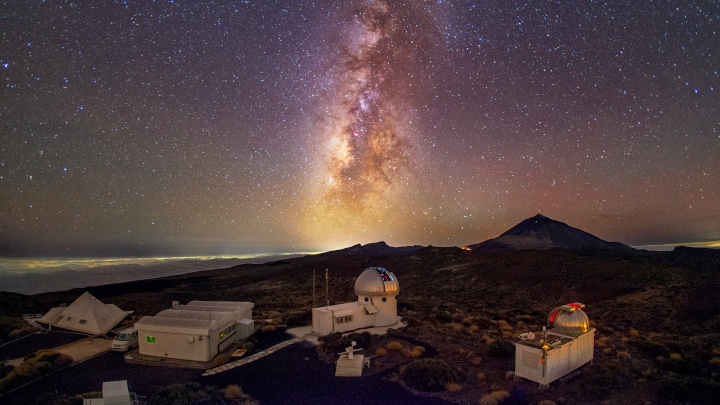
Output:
[471, 214, 632, 252]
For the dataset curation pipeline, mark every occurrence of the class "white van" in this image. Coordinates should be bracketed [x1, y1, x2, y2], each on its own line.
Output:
[111, 327, 138, 352]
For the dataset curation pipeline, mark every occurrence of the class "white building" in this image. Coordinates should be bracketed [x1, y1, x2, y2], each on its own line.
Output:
[515, 303, 595, 386]
[134, 300, 254, 362]
[312, 267, 399, 336]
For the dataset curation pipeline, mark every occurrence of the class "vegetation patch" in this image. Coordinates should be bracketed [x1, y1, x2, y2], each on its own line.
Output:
[400, 358, 458, 392]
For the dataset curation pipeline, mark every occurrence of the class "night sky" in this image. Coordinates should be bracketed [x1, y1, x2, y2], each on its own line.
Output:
[1, 0, 718, 257]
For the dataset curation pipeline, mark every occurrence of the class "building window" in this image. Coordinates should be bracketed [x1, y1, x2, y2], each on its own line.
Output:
[336, 315, 353, 324]
[364, 297, 369, 302]
[382, 298, 387, 302]
[146, 336, 156, 344]
[79, 319, 87, 324]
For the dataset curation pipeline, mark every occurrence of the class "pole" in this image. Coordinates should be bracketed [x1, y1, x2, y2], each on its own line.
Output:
[313, 269, 316, 307]
[325, 268, 329, 309]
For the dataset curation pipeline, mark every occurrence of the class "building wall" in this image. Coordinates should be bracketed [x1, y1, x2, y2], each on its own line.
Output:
[515, 329, 595, 385]
[514, 345, 545, 384]
[138, 329, 211, 362]
[137, 319, 238, 362]
[359, 294, 398, 326]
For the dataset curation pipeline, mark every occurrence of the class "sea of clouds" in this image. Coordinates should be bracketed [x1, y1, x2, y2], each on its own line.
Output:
[0, 254, 305, 295]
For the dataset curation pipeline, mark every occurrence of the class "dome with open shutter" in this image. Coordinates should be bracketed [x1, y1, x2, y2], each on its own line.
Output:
[354, 267, 399, 296]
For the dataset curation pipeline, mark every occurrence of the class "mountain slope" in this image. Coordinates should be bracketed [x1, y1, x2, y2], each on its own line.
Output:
[470, 214, 633, 252]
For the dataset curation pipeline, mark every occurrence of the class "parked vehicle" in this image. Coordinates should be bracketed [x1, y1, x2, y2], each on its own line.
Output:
[111, 327, 138, 352]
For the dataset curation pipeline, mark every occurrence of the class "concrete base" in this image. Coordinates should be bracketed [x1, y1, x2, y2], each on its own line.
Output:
[335, 354, 364, 377]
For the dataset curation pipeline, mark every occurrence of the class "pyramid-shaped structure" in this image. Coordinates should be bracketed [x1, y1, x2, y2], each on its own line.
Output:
[39, 291, 131, 335]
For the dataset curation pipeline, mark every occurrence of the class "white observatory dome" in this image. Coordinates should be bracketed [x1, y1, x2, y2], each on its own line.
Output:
[354, 267, 399, 296]
[549, 303, 590, 335]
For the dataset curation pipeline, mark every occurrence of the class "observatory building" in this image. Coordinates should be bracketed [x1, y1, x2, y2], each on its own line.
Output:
[134, 300, 254, 363]
[312, 267, 400, 336]
[515, 303, 595, 386]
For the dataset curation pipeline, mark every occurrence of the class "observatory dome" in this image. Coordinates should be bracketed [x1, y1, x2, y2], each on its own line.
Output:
[354, 267, 399, 296]
[549, 303, 590, 336]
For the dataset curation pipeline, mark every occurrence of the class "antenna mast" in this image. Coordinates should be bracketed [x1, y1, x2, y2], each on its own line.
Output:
[325, 268, 329, 309]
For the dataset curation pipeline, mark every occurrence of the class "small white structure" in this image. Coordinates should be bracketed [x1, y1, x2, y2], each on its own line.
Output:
[515, 303, 595, 386]
[134, 300, 254, 362]
[312, 267, 399, 336]
[335, 341, 365, 377]
[83, 380, 135, 405]
[39, 291, 131, 335]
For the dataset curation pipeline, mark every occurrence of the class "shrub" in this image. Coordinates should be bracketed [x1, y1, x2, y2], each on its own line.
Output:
[223, 384, 250, 401]
[400, 359, 458, 392]
[214, 353, 231, 366]
[386, 340, 403, 351]
[402, 348, 423, 359]
[476, 371, 486, 382]
[375, 348, 387, 356]
[149, 382, 215, 405]
[446, 382, 462, 392]
[284, 310, 311, 327]
[488, 339, 514, 358]
[260, 324, 276, 333]
[413, 346, 426, 354]
[0, 350, 72, 394]
[479, 390, 510, 405]
[635, 339, 670, 358]
[616, 351, 632, 360]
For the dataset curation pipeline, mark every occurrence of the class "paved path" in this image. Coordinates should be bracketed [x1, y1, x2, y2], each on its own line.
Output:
[55, 337, 112, 363]
[202, 337, 305, 376]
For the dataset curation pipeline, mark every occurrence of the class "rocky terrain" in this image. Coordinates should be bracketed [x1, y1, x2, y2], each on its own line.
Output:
[1, 216, 719, 404]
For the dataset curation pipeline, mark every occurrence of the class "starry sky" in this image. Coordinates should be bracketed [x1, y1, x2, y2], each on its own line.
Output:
[1, 0, 718, 257]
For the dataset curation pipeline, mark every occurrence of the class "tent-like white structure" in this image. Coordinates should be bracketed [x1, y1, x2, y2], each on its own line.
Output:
[39, 291, 131, 336]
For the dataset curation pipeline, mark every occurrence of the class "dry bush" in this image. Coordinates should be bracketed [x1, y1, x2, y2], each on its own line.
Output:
[462, 316, 475, 325]
[710, 357, 720, 366]
[386, 340, 403, 351]
[413, 346, 426, 354]
[497, 320, 513, 332]
[471, 356, 483, 366]
[596, 336, 611, 347]
[468, 324, 480, 333]
[602, 348, 613, 356]
[616, 351, 632, 360]
[375, 348, 387, 356]
[629, 328, 639, 338]
[476, 371, 486, 381]
[261, 324, 276, 333]
[478, 390, 510, 405]
[224, 385, 249, 400]
[669, 352, 682, 360]
[448, 322, 465, 333]
[214, 353, 231, 366]
[446, 382, 462, 392]
[502, 331, 514, 339]
[402, 348, 423, 359]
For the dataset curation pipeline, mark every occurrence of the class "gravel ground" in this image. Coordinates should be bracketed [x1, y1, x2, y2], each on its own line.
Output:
[0, 331, 87, 361]
[2, 340, 452, 405]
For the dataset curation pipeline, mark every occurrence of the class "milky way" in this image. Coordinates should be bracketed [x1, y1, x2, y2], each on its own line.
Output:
[1, 1, 718, 256]
[321, 1, 440, 214]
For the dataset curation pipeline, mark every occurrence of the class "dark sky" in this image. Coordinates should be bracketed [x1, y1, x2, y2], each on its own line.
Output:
[1, 0, 718, 257]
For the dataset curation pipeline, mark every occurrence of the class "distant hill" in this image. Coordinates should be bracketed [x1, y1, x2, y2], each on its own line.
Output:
[323, 241, 424, 257]
[470, 214, 633, 252]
